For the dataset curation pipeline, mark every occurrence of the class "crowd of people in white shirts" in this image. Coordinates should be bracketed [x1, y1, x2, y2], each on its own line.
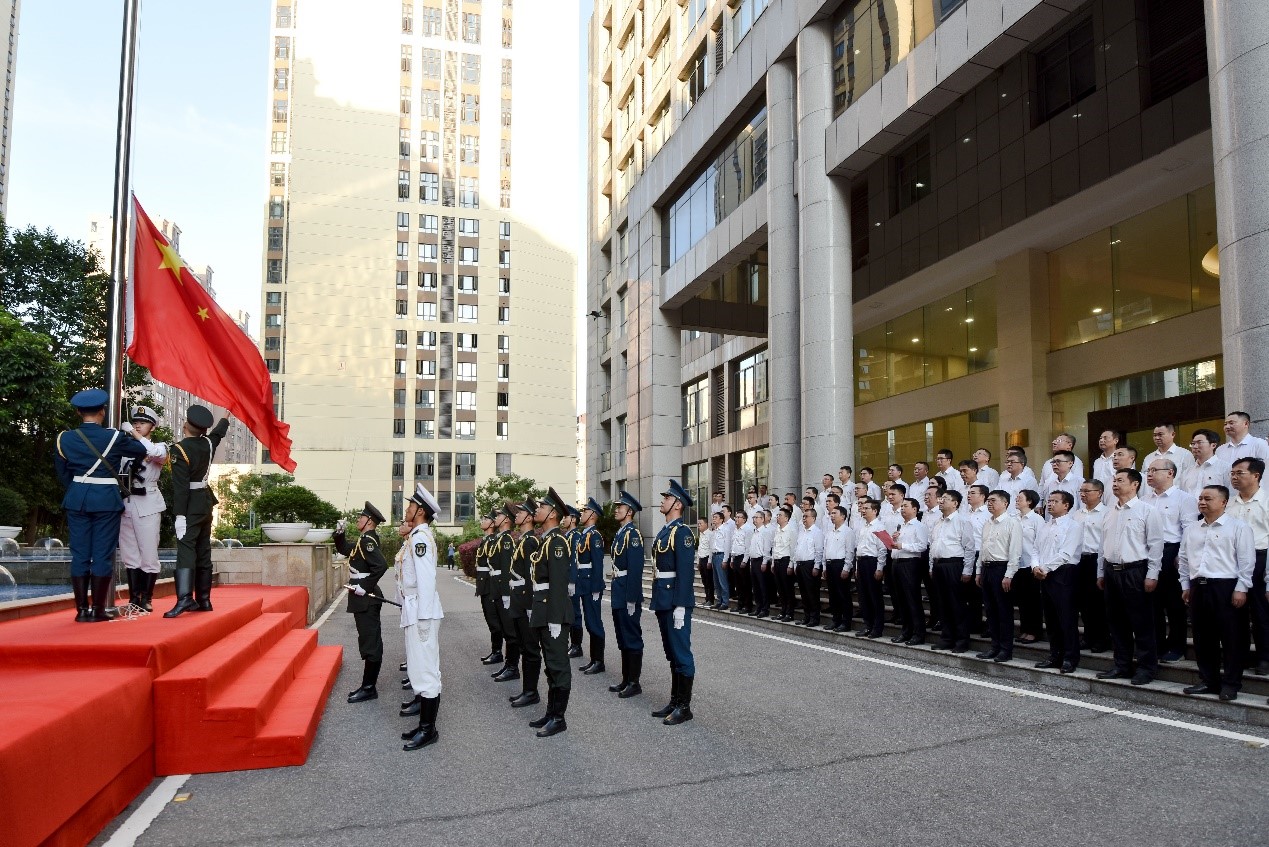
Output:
[695, 412, 1269, 703]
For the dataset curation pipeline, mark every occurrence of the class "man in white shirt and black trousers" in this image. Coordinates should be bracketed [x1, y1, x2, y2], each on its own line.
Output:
[1033, 491, 1084, 673]
[771, 505, 799, 622]
[1228, 458, 1269, 676]
[823, 505, 856, 632]
[1142, 457, 1197, 663]
[852, 499, 888, 638]
[1074, 480, 1110, 653]
[1097, 469, 1165, 686]
[729, 509, 754, 614]
[924, 491, 975, 649]
[793, 507, 825, 627]
[1179, 485, 1255, 701]
[976, 490, 1023, 661]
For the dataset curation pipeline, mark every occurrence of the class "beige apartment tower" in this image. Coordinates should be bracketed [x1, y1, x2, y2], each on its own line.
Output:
[263, 0, 579, 526]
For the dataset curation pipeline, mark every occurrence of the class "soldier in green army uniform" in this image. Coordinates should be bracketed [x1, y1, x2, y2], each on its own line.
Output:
[474, 510, 504, 667]
[164, 405, 230, 618]
[507, 498, 543, 708]
[527, 488, 576, 737]
[338, 501, 389, 704]
[489, 506, 521, 683]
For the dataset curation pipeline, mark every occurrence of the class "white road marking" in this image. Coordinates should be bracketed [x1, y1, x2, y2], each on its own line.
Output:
[102, 774, 190, 847]
[696, 617, 1269, 748]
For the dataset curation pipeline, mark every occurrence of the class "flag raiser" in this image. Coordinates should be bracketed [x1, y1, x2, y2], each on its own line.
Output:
[126, 197, 296, 471]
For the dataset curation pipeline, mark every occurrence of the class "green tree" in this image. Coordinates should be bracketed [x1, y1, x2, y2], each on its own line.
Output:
[212, 469, 295, 535]
[473, 472, 546, 521]
[0, 487, 26, 526]
[254, 485, 341, 526]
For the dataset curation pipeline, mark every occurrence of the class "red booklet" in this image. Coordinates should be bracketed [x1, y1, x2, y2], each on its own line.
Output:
[873, 530, 895, 551]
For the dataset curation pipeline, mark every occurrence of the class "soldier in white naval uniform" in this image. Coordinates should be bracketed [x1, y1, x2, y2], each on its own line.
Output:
[118, 406, 169, 613]
[400, 482, 445, 751]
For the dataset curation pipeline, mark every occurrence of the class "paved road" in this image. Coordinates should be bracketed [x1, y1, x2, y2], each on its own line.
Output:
[105, 573, 1269, 847]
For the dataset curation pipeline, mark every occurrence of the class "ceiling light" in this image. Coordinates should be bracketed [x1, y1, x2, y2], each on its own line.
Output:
[969, 347, 978, 352]
[1091, 308, 1103, 314]
[911, 338, 920, 343]
[962, 137, 971, 143]
[915, 182, 925, 188]
[964, 317, 974, 323]
[1201, 243, 1220, 277]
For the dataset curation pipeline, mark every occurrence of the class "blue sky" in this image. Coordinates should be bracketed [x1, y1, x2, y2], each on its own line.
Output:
[9, 1, 594, 337]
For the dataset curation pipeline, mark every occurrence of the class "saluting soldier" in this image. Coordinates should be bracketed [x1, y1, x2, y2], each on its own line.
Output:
[164, 405, 230, 618]
[117, 405, 168, 613]
[527, 488, 576, 737]
[400, 483, 444, 751]
[489, 505, 521, 682]
[337, 501, 389, 705]
[576, 497, 608, 675]
[564, 506, 585, 659]
[507, 498, 543, 708]
[609, 491, 645, 697]
[650, 480, 698, 726]
[474, 510, 505, 667]
[54, 389, 149, 623]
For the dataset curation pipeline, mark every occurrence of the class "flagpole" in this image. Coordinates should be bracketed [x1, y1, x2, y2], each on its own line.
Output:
[105, 0, 142, 428]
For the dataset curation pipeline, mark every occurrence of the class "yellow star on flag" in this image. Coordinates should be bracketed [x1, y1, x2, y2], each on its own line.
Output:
[196, 306, 210, 321]
[156, 238, 185, 283]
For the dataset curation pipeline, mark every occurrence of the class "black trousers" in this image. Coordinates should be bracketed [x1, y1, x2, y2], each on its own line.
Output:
[883, 557, 903, 626]
[1153, 541, 1187, 655]
[1104, 562, 1157, 675]
[1011, 566, 1043, 638]
[535, 623, 572, 691]
[893, 558, 927, 641]
[796, 560, 821, 624]
[749, 557, 769, 613]
[764, 562, 779, 615]
[774, 557, 794, 617]
[731, 555, 752, 610]
[933, 560, 970, 647]
[513, 613, 541, 663]
[962, 565, 984, 632]
[479, 593, 503, 653]
[981, 563, 1013, 654]
[1040, 565, 1079, 666]
[921, 553, 941, 626]
[1247, 550, 1269, 665]
[856, 557, 884, 635]
[1191, 578, 1247, 692]
[352, 604, 383, 663]
[494, 594, 521, 665]
[1076, 553, 1110, 650]
[699, 558, 715, 604]
[825, 559, 849, 626]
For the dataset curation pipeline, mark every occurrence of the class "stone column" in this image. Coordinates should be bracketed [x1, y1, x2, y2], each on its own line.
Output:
[1207, 0, 1269, 432]
[995, 250, 1054, 460]
[796, 23, 855, 484]
[766, 58, 802, 495]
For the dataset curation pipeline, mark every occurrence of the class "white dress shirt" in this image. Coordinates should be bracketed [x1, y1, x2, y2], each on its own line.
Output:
[793, 523, 825, 568]
[908, 477, 931, 505]
[1142, 484, 1198, 544]
[1041, 473, 1084, 518]
[1018, 510, 1044, 571]
[1227, 487, 1269, 551]
[697, 528, 714, 561]
[731, 521, 753, 558]
[1100, 497, 1165, 580]
[824, 522, 857, 561]
[928, 511, 976, 576]
[975, 465, 1000, 491]
[771, 522, 798, 560]
[978, 513, 1023, 578]
[1180, 456, 1233, 499]
[744, 500, 760, 519]
[1091, 454, 1118, 492]
[1142, 444, 1195, 478]
[998, 471, 1032, 516]
[864, 481, 883, 500]
[1041, 455, 1084, 485]
[746, 523, 770, 560]
[854, 517, 889, 566]
[1178, 514, 1255, 591]
[1074, 502, 1108, 562]
[1216, 433, 1269, 469]
[712, 520, 734, 556]
[937, 469, 966, 495]
[891, 518, 929, 566]
[964, 505, 990, 552]
[1033, 513, 1082, 574]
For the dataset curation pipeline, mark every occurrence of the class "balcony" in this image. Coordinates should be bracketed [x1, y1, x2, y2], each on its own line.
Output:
[600, 391, 611, 412]
[599, 332, 610, 356]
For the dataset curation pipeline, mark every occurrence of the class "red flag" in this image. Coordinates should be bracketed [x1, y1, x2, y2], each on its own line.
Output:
[126, 197, 296, 471]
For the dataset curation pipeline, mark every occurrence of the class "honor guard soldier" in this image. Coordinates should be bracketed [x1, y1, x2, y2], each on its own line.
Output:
[54, 389, 149, 622]
[576, 497, 608, 675]
[474, 510, 505, 667]
[609, 491, 645, 697]
[527, 488, 576, 737]
[117, 405, 168, 613]
[507, 498, 544, 708]
[489, 505, 521, 682]
[337, 501, 389, 704]
[164, 405, 230, 618]
[400, 483, 444, 750]
[564, 506, 585, 659]
[650, 480, 697, 726]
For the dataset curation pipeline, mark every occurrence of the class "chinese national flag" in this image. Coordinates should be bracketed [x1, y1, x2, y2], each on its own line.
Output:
[126, 197, 296, 471]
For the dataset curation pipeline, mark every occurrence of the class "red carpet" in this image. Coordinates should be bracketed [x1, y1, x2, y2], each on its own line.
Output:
[0, 586, 341, 847]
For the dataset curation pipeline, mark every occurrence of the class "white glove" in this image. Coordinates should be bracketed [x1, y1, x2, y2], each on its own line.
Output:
[591, 592, 600, 601]
[335, 518, 348, 533]
[120, 421, 135, 434]
[502, 596, 510, 609]
[673, 607, 685, 629]
[549, 623, 561, 639]
[568, 583, 575, 597]
[345, 583, 366, 596]
[174, 516, 187, 539]
[348, 567, 368, 580]
[626, 602, 636, 616]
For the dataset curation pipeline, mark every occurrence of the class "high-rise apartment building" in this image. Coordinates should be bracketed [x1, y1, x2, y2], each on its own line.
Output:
[0, 0, 19, 218]
[587, 0, 1263, 529]
[263, 0, 578, 526]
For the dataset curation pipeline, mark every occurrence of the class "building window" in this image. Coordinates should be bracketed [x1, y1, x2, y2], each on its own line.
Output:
[457, 275, 478, 293]
[733, 349, 769, 430]
[271, 131, 287, 153]
[458, 361, 478, 381]
[462, 94, 480, 123]
[497, 335, 509, 353]
[497, 391, 509, 410]
[396, 269, 409, 288]
[497, 421, 509, 440]
[395, 330, 408, 348]
[268, 227, 284, 250]
[455, 453, 476, 480]
[456, 491, 475, 521]
[502, 16, 512, 48]
[463, 12, 481, 42]
[457, 332, 477, 350]
[397, 241, 410, 259]
[1145, 0, 1208, 105]
[394, 418, 406, 437]
[269, 196, 284, 219]
[458, 217, 479, 236]
[499, 179, 511, 209]
[401, 2, 413, 33]
[415, 420, 435, 439]
[501, 59, 512, 87]
[396, 358, 408, 375]
[459, 246, 479, 264]
[399, 170, 411, 200]
[497, 363, 509, 381]
[420, 130, 440, 161]
[498, 306, 510, 324]
[417, 358, 437, 377]
[457, 304, 478, 323]
[683, 43, 709, 109]
[682, 460, 709, 525]
[396, 299, 408, 318]
[420, 171, 439, 203]
[831, 0, 935, 116]
[271, 162, 286, 186]
[417, 331, 437, 349]
[421, 91, 440, 120]
[416, 388, 435, 408]
[682, 376, 709, 445]
[496, 452, 511, 474]
[264, 336, 281, 351]
[459, 177, 479, 209]
[266, 358, 280, 373]
[415, 452, 435, 479]
[499, 277, 510, 295]
[462, 54, 480, 84]
[420, 214, 438, 233]
[856, 407, 998, 476]
[275, 36, 290, 59]
[400, 44, 412, 72]
[275, 68, 288, 91]
[394, 388, 406, 407]
[422, 49, 441, 79]
[265, 314, 282, 328]
[1035, 16, 1096, 123]
[732, 447, 769, 508]
[418, 272, 438, 290]
[501, 98, 512, 127]
[273, 100, 288, 122]
[498, 249, 510, 268]
[457, 390, 476, 410]
[419, 242, 438, 262]
[397, 211, 410, 231]
[418, 302, 438, 321]
[893, 136, 931, 213]
[266, 291, 282, 305]
[420, 5, 441, 36]
[456, 421, 476, 439]
[850, 182, 870, 270]
[392, 451, 405, 478]
[499, 220, 511, 239]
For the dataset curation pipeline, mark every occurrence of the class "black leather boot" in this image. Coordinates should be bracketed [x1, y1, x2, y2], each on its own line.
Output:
[583, 635, 605, 675]
[528, 688, 554, 729]
[193, 567, 213, 611]
[399, 661, 408, 672]
[618, 651, 642, 699]
[652, 672, 679, 718]
[139, 572, 158, 612]
[348, 660, 380, 703]
[88, 574, 114, 623]
[72, 576, 92, 622]
[481, 649, 504, 665]
[510, 659, 541, 707]
[664, 675, 694, 725]
[400, 694, 422, 717]
[567, 627, 583, 659]
[124, 568, 139, 608]
[609, 650, 630, 693]
[536, 688, 568, 737]
[164, 569, 196, 618]
[402, 695, 439, 750]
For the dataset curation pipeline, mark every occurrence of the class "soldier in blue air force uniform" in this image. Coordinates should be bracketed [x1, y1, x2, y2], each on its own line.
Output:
[564, 506, 585, 659]
[54, 389, 149, 623]
[608, 490, 645, 698]
[575, 497, 608, 676]
[650, 479, 698, 726]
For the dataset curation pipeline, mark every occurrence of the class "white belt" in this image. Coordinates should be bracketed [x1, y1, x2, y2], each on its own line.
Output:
[612, 569, 627, 578]
[509, 578, 525, 587]
[489, 569, 503, 576]
[532, 582, 550, 592]
[73, 476, 117, 485]
[476, 566, 490, 572]
[189, 481, 208, 489]
[655, 570, 676, 579]
[578, 564, 592, 570]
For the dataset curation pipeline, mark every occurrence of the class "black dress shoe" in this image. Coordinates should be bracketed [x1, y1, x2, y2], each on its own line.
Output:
[1183, 684, 1218, 695]
[993, 654, 1011, 663]
[1253, 661, 1269, 676]
[347, 686, 378, 703]
[854, 629, 869, 637]
[583, 661, 606, 675]
[1096, 669, 1132, 680]
[891, 635, 908, 644]
[978, 650, 1001, 660]
[536, 716, 567, 737]
[578, 659, 597, 673]
[1060, 662, 1077, 674]
[1219, 690, 1238, 702]
[402, 725, 438, 751]
[1034, 659, 1059, 669]
[1130, 670, 1153, 686]
[399, 697, 422, 716]
[399, 662, 408, 672]
[906, 638, 926, 646]
[617, 682, 641, 698]
[1158, 650, 1184, 664]
[492, 667, 520, 682]
[481, 651, 504, 665]
[866, 631, 883, 639]
[567, 645, 584, 659]
[931, 643, 951, 651]
[950, 644, 969, 654]
[1088, 643, 1110, 654]
[401, 679, 411, 690]
[510, 690, 541, 708]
